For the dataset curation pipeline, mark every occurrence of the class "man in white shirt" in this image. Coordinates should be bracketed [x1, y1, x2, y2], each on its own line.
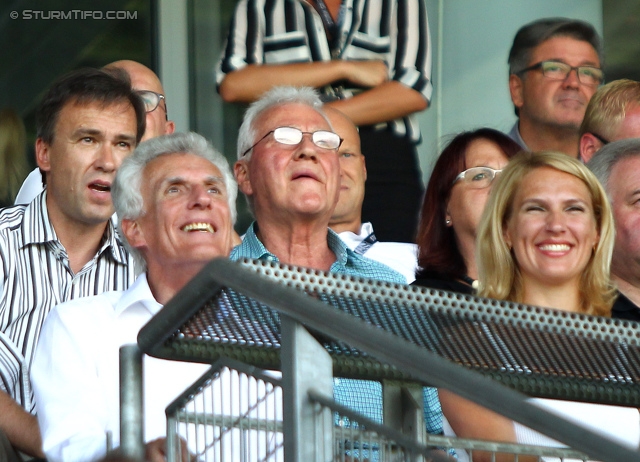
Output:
[325, 107, 418, 282]
[31, 132, 238, 462]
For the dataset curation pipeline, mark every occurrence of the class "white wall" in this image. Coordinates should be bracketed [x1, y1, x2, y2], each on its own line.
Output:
[158, 0, 190, 135]
[417, 0, 602, 183]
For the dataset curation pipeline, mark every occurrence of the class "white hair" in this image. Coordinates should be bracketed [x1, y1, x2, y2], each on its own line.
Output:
[112, 131, 237, 271]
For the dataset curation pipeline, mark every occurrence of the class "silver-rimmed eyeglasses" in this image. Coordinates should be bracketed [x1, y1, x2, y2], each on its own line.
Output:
[242, 126, 343, 157]
[516, 60, 604, 86]
[453, 167, 502, 189]
[135, 90, 167, 113]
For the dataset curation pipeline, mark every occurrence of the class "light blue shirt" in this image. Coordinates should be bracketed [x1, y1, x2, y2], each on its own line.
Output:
[230, 222, 445, 435]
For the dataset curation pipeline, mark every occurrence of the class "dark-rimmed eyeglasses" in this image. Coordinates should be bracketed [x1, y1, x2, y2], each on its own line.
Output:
[590, 132, 610, 145]
[453, 167, 502, 189]
[242, 126, 343, 157]
[516, 60, 604, 86]
[135, 90, 167, 114]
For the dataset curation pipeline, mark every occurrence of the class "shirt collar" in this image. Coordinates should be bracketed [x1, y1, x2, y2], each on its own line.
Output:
[232, 222, 351, 269]
[508, 122, 529, 151]
[233, 222, 278, 261]
[21, 190, 56, 246]
[115, 273, 162, 317]
[337, 221, 373, 248]
[327, 227, 351, 270]
[21, 190, 129, 265]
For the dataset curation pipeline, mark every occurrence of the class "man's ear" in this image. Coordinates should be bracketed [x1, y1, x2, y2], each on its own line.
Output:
[234, 160, 253, 196]
[164, 120, 176, 135]
[361, 155, 367, 182]
[121, 219, 146, 250]
[579, 133, 602, 164]
[509, 74, 524, 110]
[35, 138, 52, 173]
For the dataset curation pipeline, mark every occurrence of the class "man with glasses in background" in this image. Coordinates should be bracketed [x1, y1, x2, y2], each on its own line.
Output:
[507, 17, 603, 157]
[578, 79, 640, 163]
[15, 60, 175, 205]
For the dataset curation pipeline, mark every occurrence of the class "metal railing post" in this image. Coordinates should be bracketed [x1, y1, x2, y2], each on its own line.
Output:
[120, 343, 145, 461]
[280, 315, 333, 462]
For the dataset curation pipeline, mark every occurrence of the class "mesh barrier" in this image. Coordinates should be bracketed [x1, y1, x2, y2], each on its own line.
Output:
[165, 362, 284, 461]
[165, 360, 592, 462]
[140, 258, 640, 406]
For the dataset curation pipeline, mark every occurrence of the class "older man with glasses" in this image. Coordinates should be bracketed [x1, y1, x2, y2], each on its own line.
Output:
[15, 60, 176, 205]
[507, 17, 603, 158]
[231, 86, 450, 448]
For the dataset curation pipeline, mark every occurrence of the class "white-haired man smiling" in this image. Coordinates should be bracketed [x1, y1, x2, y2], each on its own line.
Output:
[31, 132, 237, 462]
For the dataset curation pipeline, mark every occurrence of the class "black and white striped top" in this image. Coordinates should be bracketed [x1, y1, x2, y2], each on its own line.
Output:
[0, 192, 135, 411]
[217, 0, 432, 143]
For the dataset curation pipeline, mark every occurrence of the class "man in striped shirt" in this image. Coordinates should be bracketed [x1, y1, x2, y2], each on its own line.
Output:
[0, 68, 145, 460]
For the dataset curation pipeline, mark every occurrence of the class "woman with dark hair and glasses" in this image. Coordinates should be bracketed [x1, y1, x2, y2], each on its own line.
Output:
[412, 128, 522, 293]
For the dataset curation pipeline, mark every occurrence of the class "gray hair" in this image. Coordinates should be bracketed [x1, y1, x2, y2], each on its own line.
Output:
[587, 137, 640, 197]
[112, 132, 238, 271]
[508, 18, 603, 118]
[236, 86, 325, 160]
[508, 17, 603, 76]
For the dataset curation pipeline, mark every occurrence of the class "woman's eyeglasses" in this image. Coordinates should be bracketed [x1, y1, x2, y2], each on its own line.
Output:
[453, 167, 502, 189]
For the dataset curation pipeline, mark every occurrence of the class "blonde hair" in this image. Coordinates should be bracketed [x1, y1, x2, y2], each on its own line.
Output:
[579, 79, 640, 140]
[477, 151, 615, 316]
[0, 109, 30, 204]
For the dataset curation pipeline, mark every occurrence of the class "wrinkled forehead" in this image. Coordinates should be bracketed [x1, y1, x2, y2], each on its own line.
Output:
[255, 103, 331, 133]
[143, 152, 222, 188]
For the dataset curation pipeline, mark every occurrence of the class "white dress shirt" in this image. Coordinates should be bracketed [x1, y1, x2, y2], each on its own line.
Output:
[31, 274, 209, 462]
[338, 222, 418, 283]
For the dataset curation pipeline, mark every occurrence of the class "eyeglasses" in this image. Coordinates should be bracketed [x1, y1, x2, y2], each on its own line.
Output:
[453, 167, 502, 189]
[242, 126, 343, 157]
[135, 90, 167, 113]
[516, 60, 604, 86]
[590, 132, 610, 145]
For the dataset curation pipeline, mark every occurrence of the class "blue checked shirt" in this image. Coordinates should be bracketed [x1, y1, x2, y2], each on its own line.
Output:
[230, 223, 445, 436]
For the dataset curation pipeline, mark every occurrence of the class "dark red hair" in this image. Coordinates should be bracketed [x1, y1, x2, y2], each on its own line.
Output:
[415, 128, 522, 280]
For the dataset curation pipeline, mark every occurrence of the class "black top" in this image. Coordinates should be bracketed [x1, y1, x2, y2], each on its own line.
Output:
[412, 273, 474, 295]
[611, 291, 640, 322]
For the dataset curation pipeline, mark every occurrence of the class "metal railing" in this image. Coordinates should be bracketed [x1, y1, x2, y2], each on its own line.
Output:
[132, 258, 640, 462]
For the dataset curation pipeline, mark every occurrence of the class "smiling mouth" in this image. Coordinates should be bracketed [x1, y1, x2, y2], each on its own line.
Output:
[538, 244, 570, 252]
[182, 223, 215, 234]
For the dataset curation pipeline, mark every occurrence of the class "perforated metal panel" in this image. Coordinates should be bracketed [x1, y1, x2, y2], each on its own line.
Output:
[138, 258, 640, 406]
